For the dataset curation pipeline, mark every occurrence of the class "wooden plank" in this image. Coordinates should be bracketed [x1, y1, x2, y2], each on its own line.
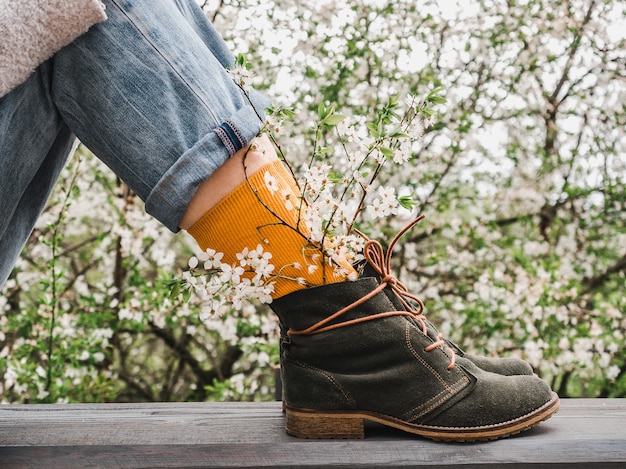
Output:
[0, 399, 624, 468]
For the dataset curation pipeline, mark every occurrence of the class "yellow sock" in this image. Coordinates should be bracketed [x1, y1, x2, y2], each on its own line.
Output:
[188, 159, 356, 298]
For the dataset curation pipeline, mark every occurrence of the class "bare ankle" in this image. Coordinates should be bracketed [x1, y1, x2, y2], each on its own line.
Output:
[179, 134, 277, 229]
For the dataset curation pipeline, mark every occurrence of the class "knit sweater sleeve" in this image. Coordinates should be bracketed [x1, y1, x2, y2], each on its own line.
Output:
[0, 0, 107, 97]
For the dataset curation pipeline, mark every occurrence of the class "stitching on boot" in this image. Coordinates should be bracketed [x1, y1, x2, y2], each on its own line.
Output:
[401, 375, 471, 422]
[405, 322, 453, 390]
[289, 359, 356, 407]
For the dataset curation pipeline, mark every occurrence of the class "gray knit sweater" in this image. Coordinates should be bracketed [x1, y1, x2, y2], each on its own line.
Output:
[0, 0, 107, 97]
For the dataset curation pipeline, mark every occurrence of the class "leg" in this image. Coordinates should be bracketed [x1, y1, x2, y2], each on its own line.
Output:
[50, 0, 270, 233]
[49, 0, 353, 297]
[0, 0, 269, 288]
[0, 68, 77, 288]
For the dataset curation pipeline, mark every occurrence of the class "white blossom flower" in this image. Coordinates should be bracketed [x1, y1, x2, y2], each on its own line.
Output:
[228, 66, 254, 91]
[404, 93, 424, 109]
[253, 259, 275, 281]
[203, 249, 224, 270]
[219, 263, 245, 284]
[607, 365, 621, 380]
[264, 171, 279, 193]
[366, 186, 399, 219]
[281, 189, 295, 211]
[337, 121, 358, 142]
[366, 199, 385, 219]
[264, 115, 282, 134]
[393, 138, 412, 164]
[408, 116, 426, 139]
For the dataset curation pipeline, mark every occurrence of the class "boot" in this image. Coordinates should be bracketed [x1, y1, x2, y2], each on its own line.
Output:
[277, 269, 534, 378]
[271, 277, 559, 441]
[276, 220, 533, 412]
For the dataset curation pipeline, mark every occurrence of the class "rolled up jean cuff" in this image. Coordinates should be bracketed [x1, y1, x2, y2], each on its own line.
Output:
[145, 96, 269, 233]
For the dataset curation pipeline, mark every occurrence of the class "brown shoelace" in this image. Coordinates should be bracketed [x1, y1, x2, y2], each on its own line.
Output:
[288, 215, 456, 370]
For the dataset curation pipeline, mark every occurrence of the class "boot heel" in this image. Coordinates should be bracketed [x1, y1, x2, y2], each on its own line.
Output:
[285, 408, 365, 439]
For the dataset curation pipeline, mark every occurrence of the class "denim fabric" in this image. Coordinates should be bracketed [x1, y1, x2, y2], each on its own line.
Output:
[0, 0, 270, 288]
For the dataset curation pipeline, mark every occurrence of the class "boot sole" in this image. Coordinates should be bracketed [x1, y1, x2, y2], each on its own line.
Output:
[285, 392, 560, 442]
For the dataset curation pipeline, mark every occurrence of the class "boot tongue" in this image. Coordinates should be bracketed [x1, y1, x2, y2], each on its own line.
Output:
[358, 260, 464, 350]
[359, 260, 407, 311]
[270, 277, 397, 332]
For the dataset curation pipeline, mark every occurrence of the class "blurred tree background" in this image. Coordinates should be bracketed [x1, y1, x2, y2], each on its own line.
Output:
[1, 0, 624, 403]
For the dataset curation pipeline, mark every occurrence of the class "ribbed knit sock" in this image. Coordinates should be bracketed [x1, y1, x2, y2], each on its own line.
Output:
[187, 159, 356, 299]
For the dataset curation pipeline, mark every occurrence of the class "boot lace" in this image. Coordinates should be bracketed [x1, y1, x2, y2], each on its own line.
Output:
[287, 215, 456, 370]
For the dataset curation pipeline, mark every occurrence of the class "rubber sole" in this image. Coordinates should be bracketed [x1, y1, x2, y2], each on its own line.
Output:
[285, 392, 560, 442]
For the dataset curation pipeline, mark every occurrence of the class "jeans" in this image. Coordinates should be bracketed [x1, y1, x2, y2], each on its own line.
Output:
[0, 0, 270, 288]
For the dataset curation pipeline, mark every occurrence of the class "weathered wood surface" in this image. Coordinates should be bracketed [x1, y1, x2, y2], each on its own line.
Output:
[0, 399, 624, 468]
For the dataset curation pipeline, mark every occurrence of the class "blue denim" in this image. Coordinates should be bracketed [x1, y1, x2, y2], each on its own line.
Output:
[0, 0, 270, 287]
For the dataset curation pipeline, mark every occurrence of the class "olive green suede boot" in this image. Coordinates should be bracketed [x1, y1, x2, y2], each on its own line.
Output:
[271, 278, 559, 441]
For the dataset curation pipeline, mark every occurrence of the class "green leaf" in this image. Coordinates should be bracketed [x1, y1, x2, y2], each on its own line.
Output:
[323, 114, 346, 126]
[366, 122, 380, 138]
[379, 146, 395, 158]
[398, 195, 417, 210]
[317, 102, 326, 120]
